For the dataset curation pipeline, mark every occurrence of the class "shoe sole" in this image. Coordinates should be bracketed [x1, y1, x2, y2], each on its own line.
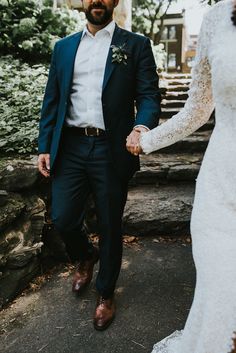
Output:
[93, 314, 115, 331]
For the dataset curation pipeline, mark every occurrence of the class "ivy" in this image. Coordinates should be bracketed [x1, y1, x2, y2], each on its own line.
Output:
[0, 0, 86, 155]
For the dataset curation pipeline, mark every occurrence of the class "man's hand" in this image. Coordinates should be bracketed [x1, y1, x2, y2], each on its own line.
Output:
[126, 127, 147, 156]
[38, 154, 50, 178]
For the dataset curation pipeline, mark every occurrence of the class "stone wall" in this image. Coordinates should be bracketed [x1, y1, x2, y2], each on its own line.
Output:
[0, 153, 193, 308]
[0, 157, 46, 308]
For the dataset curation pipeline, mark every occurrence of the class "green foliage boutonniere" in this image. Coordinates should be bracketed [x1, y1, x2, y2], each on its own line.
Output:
[111, 44, 128, 65]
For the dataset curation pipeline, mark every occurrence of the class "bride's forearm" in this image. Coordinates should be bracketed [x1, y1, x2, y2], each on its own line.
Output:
[140, 103, 214, 154]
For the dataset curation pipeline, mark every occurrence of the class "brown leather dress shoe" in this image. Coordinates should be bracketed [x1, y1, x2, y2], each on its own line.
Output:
[93, 296, 115, 331]
[72, 247, 99, 293]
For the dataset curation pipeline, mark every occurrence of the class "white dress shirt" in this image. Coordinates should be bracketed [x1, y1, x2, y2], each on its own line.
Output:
[66, 21, 116, 130]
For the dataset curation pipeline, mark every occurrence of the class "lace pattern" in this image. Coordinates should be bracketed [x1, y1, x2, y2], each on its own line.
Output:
[151, 331, 182, 353]
[141, 1, 236, 353]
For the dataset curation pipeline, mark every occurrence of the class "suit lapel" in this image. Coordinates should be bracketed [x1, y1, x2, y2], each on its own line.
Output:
[63, 26, 128, 93]
[102, 25, 128, 91]
[64, 31, 83, 93]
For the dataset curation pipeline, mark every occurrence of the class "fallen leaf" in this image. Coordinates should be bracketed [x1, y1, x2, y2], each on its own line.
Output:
[58, 271, 71, 279]
[123, 235, 138, 244]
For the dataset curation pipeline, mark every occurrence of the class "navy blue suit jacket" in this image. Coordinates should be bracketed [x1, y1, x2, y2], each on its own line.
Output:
[38, 24, 161, 181]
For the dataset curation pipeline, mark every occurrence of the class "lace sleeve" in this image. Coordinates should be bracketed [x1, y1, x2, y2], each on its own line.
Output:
[140, 10, 215, 154]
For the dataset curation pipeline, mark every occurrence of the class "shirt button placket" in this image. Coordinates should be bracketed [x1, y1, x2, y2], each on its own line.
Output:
[87, 38, 93, 123]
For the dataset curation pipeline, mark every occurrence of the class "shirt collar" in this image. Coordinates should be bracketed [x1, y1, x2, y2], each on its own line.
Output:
[82, 20, 116, 39]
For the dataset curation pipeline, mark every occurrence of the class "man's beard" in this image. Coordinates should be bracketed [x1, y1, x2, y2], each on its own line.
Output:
[85, 2, 113, 25]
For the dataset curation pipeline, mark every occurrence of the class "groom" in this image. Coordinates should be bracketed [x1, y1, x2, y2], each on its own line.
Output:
[38, 0, 161, 330]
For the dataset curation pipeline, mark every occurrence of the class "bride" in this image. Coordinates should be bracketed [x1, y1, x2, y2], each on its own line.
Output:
[129, 0, 236, 352]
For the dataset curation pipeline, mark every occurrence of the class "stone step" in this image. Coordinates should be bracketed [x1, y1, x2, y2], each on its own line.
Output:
[161, 108, 215, 123]
[161, 73, 192, 80]
[124, 184, 194, 236]
[166, 85, 190, 92]
[197, 120, 214, 131]
[164, 91, 189, 101]
[159, 118, 215, 132]
[162, 99, 186, 108]
[157, 131, 211, 154]
[161, 107, 182, 119]
[167, 79, 192, 86]
[132, 153, 203, 185]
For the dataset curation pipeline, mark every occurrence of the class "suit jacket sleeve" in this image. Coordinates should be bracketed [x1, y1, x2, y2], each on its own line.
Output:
[38, 42, 59, 154]
[134, 37, 161, 130]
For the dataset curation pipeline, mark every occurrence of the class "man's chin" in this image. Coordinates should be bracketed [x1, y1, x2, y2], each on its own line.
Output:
[91, 15, 104, 23]
[86, 9, 112, 26]
[89, 19, 106, 25]
[87, 17, 110, 26]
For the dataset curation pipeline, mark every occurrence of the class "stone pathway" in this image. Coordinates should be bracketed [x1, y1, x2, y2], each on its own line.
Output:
[0, 238, 195, 353]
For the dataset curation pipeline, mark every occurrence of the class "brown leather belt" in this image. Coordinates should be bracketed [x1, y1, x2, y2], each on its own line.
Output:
[64, 126, 106, 137]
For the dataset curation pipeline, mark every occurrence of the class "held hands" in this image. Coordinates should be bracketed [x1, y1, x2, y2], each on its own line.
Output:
[38, 153, 50, 178]
[38, 129, 146, 174]
[126, 127, 147, 156]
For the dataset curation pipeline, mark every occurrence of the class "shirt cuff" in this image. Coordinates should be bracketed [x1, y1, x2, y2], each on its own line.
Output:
[133, 125, 150, 131]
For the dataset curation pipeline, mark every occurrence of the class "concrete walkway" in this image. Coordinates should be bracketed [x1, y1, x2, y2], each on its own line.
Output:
[0, 238, 195, 353]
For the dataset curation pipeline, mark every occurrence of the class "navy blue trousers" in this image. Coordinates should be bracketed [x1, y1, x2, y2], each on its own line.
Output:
[51, 127, 128, 298]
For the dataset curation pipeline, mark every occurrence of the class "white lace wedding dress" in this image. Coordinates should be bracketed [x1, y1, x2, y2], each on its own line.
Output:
[140, 1, 236, 353]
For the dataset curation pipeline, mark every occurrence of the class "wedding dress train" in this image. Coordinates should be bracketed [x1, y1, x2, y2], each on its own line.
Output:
[140, 1, 236, 352]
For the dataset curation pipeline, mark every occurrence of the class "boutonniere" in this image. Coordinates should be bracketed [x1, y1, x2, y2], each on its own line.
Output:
[111, 44, 128, 65]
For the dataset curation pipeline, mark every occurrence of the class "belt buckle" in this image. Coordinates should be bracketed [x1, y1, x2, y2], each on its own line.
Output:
[85, 127, 100, 136]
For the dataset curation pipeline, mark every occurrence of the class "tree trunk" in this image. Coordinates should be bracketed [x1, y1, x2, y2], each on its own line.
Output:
[156, 16, 165, 44]
[53, 0, 57, 11]
[114, 0, 132, 30]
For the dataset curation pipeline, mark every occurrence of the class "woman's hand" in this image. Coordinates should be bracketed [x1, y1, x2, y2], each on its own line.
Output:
[126, 127, 146, 156]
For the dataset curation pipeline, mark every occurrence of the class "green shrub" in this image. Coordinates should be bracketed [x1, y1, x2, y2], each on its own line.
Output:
[0, 0, 86, 62]
[0, 1, 86, 155]
[0, 56, 48, 154]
